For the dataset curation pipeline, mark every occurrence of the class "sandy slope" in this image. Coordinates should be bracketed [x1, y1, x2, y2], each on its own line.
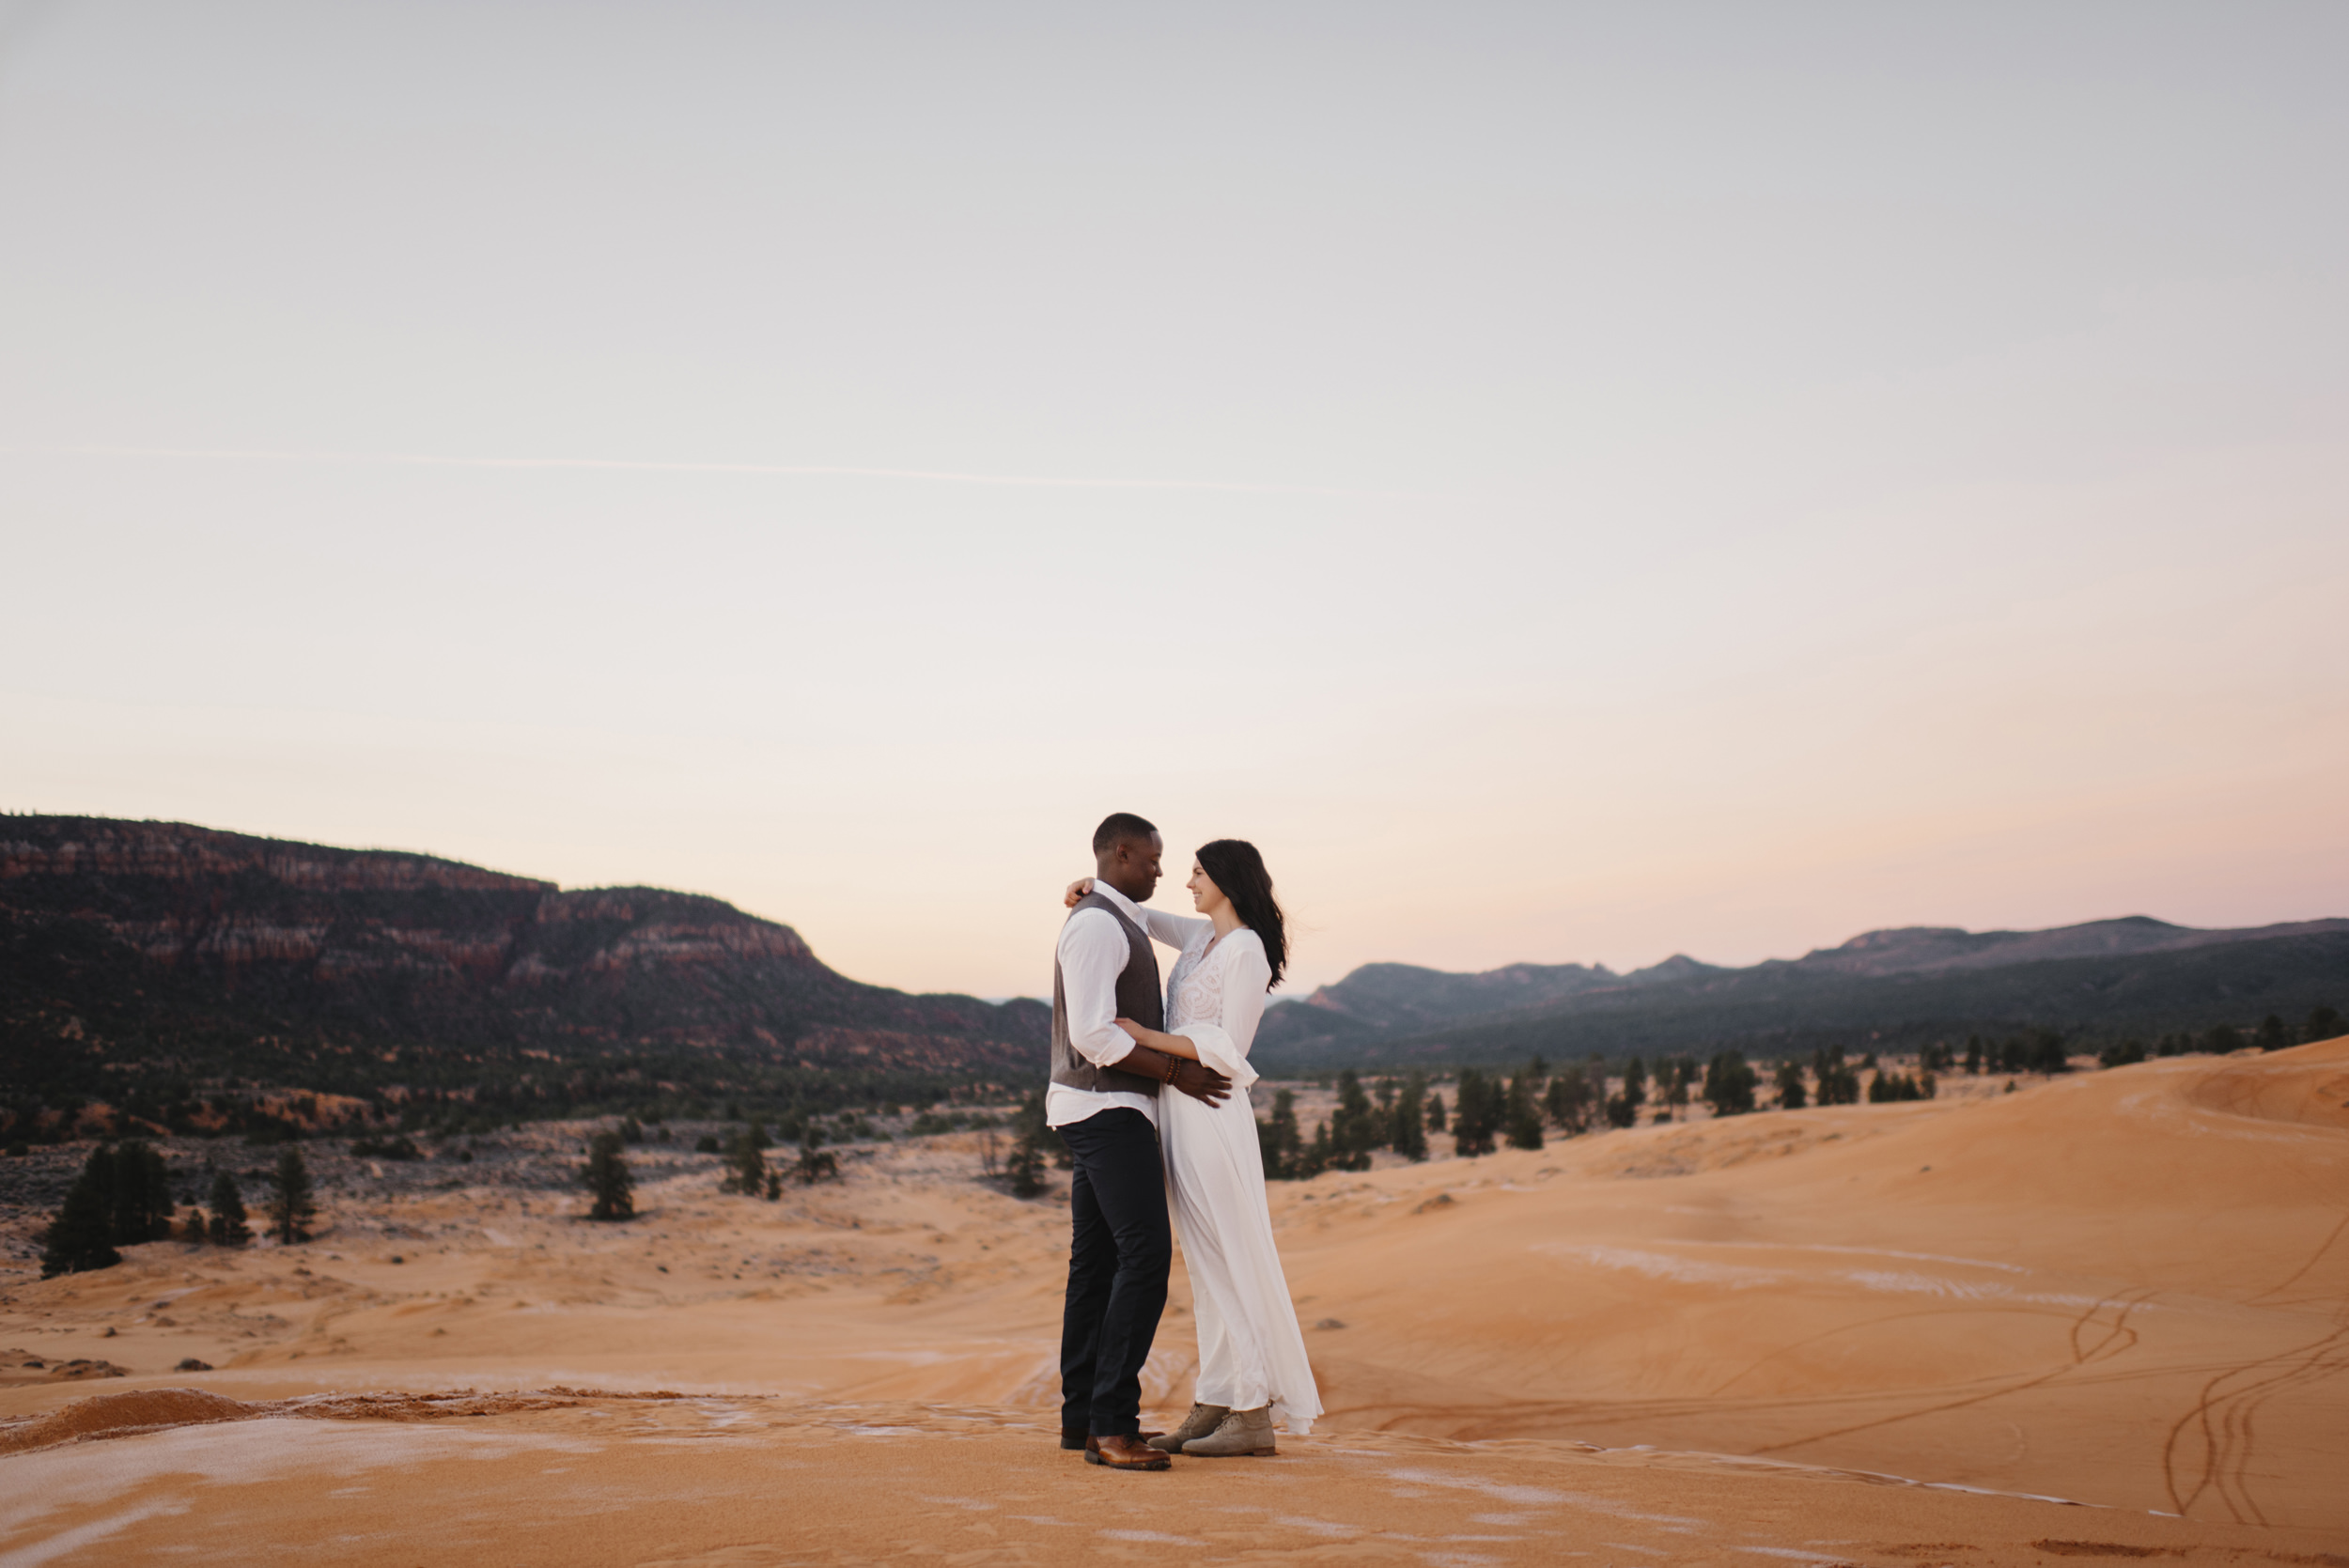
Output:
[0, 1389, 2332, 1567]
[2, 1042, 2344, 1564]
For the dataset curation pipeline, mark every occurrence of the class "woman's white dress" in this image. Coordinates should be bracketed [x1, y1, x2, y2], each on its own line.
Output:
[1138, 908, 1322, 1435]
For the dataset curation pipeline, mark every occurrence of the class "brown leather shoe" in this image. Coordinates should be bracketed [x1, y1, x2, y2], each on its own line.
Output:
[1083, 1434, 1171, 1470]
[1066, 1428, 1160, 1450]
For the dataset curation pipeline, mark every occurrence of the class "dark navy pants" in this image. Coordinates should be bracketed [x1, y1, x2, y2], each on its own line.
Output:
[1056, 1107, 1172, 1437]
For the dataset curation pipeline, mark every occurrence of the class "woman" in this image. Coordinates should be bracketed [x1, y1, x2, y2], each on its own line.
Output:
[1064, 838, 1321, 1456]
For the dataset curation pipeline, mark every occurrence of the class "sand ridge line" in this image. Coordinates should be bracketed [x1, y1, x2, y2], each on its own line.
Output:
[0, 1386, 695, 1455]
[0, 1385, 1065, 1460]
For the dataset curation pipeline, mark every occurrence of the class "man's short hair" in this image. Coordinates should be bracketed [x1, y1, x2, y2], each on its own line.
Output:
[1092, 813, 1159, 855]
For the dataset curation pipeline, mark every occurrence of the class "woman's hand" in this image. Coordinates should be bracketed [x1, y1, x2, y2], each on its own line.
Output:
[1064, 877, 1095, 908]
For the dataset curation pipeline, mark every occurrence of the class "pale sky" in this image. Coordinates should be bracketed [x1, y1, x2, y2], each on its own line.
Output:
[3, 1, 2344, 999]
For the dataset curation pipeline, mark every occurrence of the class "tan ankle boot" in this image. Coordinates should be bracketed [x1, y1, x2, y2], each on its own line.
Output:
[1147, 1402, 1227, 1453]
[1182, 1405, 1275, 1456]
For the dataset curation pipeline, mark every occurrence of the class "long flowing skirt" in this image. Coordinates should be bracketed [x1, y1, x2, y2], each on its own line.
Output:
[1160, 1083, 1322, 1434]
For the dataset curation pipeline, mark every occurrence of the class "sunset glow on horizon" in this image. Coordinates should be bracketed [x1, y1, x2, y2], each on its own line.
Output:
[4, 3, 2343, 998]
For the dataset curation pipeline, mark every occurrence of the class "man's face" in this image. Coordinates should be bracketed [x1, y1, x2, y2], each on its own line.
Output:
[1102, 831, 1164, 901]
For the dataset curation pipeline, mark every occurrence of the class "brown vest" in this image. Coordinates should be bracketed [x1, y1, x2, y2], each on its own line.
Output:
[1050, 893, 1164, 1097]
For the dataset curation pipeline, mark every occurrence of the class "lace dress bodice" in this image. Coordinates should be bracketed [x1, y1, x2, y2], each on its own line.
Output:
[1167, 938, 1235, 1032]
[1130, 908, 1268, 1090]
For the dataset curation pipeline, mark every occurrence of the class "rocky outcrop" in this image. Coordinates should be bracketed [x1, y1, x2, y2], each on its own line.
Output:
[0, 816, 1039, 1076]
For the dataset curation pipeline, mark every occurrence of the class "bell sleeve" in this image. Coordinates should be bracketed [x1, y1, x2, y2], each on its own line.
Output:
[1174, 935, 1270, 1091]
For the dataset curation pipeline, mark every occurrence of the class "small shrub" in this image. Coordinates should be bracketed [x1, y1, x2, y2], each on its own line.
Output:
[581, 1132, 635, 1221]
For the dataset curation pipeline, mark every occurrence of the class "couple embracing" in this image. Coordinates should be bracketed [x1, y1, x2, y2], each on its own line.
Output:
[1050, 812, 1321, 1472]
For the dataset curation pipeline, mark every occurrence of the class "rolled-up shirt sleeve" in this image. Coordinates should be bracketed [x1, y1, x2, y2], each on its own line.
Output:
[1057, 908, 1139, 1067]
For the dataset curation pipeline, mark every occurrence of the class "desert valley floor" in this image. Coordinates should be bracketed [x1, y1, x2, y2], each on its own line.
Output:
[2, 1041, 2345, 1566]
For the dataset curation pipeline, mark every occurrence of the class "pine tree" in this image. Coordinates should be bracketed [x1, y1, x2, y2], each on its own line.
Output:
[208, 1171, 251, 1246]
[796, 1123, 840, 1184]
[582, 1131, 635, 1220]
[1812, 1048, 1861, 1106]
[1257, 1088, 1302, 1179]
[1452, 1069, 1500, 1157]
[1543, 1066, 1594, 1134]
[1703, 1051, 1759, 1116]
[1661, 1060, 1692, 1120]
[2256, 1015, 2292, 1052]
[1964, 1035, 1983, 1075]
[2027, 1032, 2071, 1074]
[1424, 1090, 1446, 1134]
[1602, 1058, 1648, 1128]
[1295, 1119, 1333, 1179]
[1329, 1071, 1377, 1171]
[1866, 1069, 1927, 1103]
[1773, 1057, 1808, 1110]
[2306, 1005, 2345, 1044]
[1391, 1073, 1429, 1162]
[2098, 1038, 2148, 1068]
[1504, 1061, 1545, 1150]
[266, 1147, 317, 1244]
[109, 1141, 174, 1244]
[40, 1148, 122, 1277]
[721, 1126, 770, 1194]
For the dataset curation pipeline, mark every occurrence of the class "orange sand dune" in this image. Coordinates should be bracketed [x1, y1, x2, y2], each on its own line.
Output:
[3, 1041, 2344, 1563]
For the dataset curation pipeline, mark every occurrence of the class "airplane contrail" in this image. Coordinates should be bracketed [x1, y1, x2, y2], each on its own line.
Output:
[35, 444, 1455, 503]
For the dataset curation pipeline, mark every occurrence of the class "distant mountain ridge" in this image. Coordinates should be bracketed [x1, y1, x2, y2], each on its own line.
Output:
[1778, 915, 2349, 976]
[1261, 915, 2349, 1067]
[0, 817, 1047, 1129]
[6, 815, 2341, 1126]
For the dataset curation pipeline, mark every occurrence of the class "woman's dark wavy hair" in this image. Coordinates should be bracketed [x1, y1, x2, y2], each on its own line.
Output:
[1194, 838, 1287, 990]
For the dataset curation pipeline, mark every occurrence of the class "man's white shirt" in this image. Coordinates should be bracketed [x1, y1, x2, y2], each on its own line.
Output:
[1044, 879, 1161, 1130]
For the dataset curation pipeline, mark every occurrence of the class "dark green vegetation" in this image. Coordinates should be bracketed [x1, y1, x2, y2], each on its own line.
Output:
[1258, 1068, 1438, 1178]
[207, 1169, 250, 1246]
[1253, 916, 2349, 1073]
[1, 816, 1047, 1144]
[265, 1147, 316, 1243]
[1255, 1003, 2347, 1170]
[38, 1140, 174, 1275]
[581, 1131, 635, 1220]
[1003, 1091, 1050, 1198]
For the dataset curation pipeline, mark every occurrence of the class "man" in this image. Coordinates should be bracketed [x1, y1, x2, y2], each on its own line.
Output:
[1050, 812, 1232, 1471]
